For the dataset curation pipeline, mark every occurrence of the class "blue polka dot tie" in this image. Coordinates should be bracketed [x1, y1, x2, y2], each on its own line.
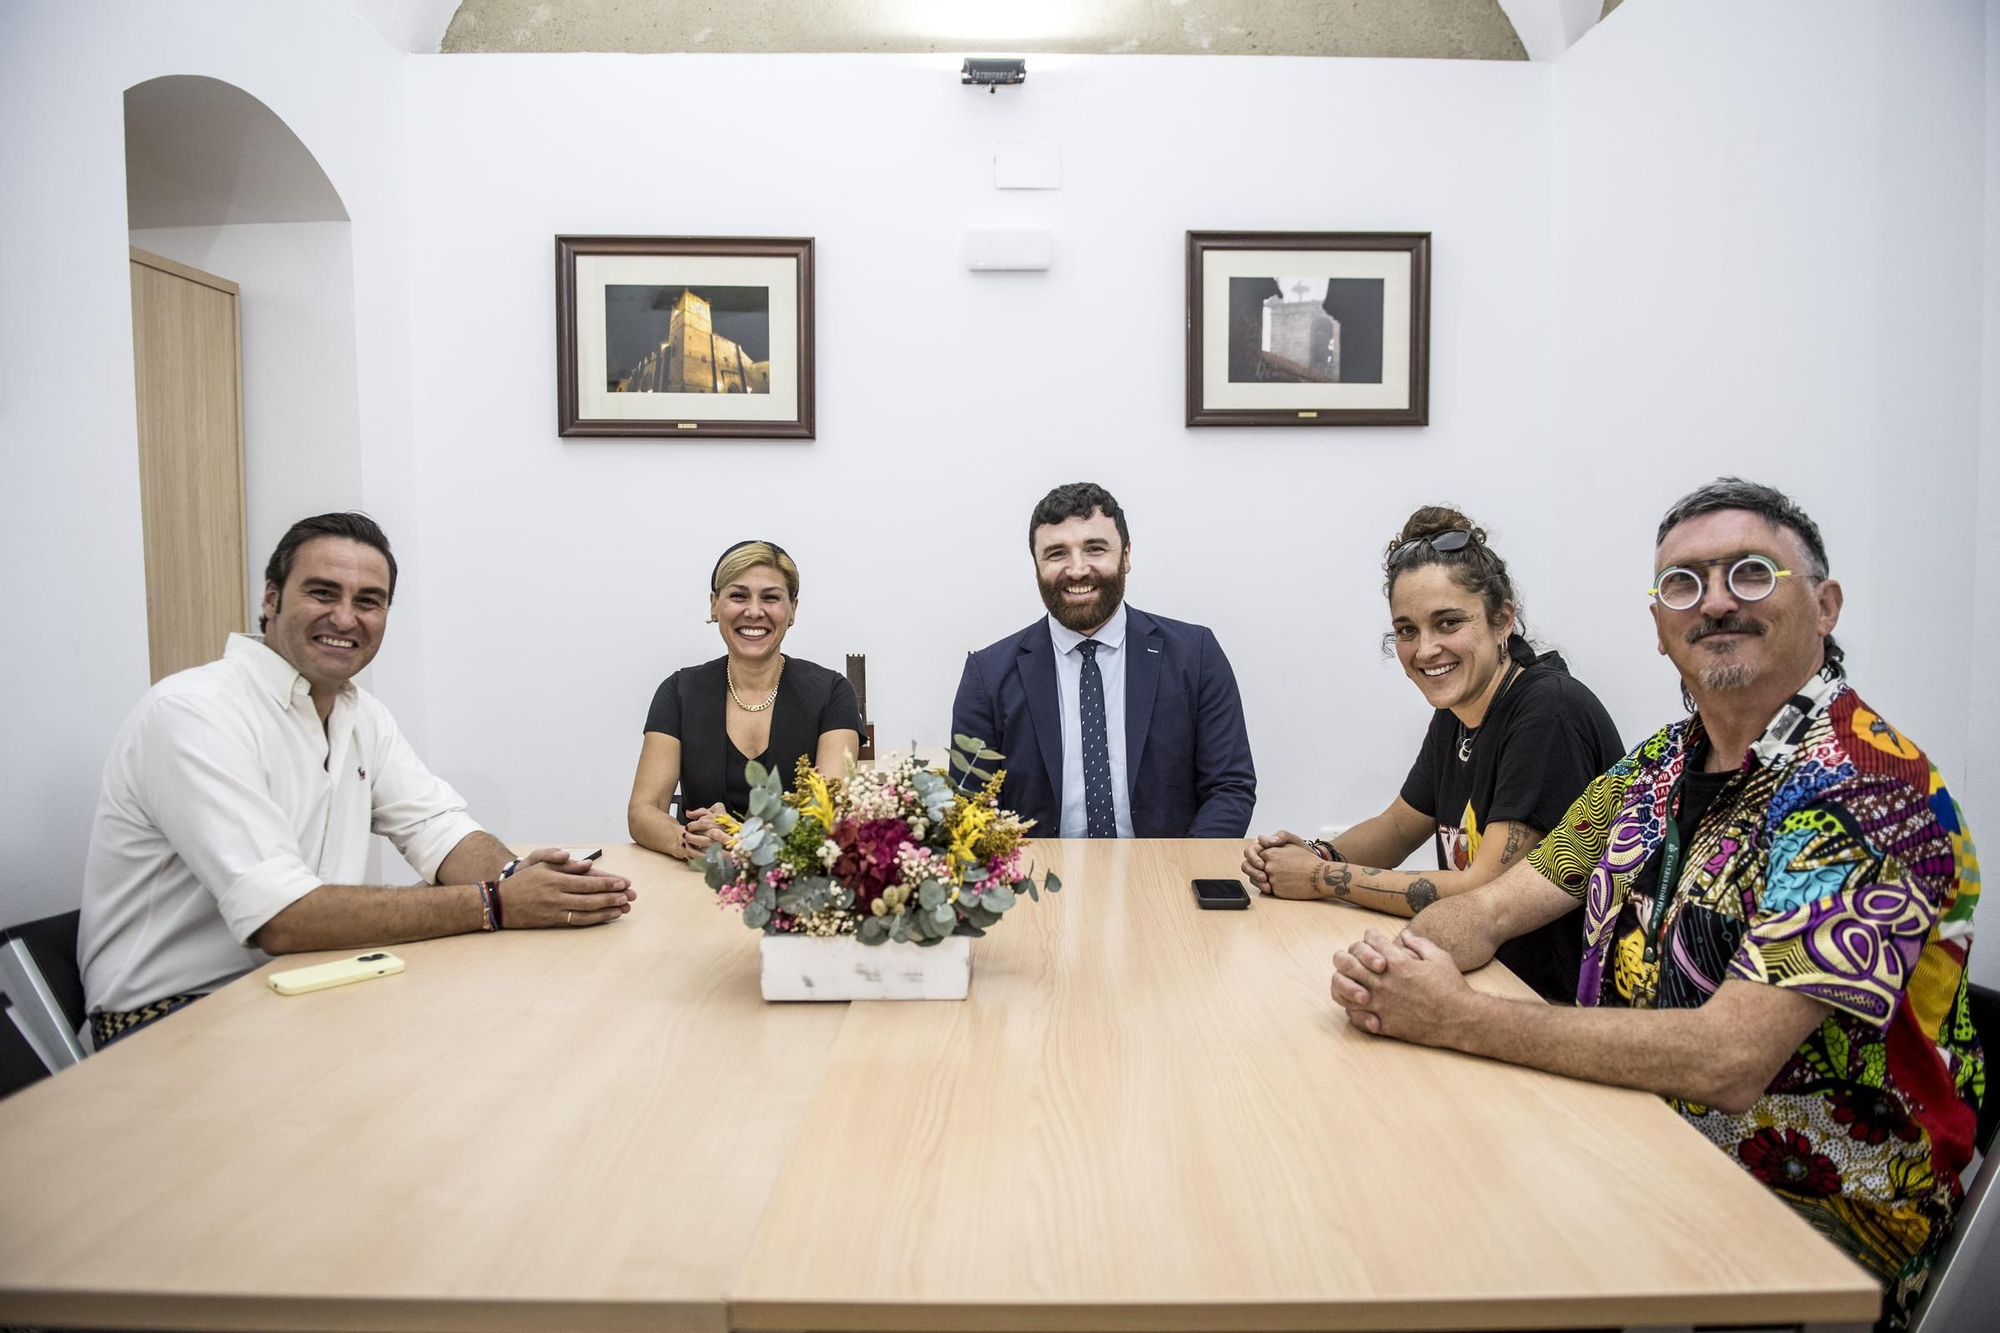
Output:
[1078, 640, 1116, 838]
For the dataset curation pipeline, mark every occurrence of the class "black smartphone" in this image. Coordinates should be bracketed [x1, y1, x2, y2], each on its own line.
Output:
[1191, 878, 1251, 910]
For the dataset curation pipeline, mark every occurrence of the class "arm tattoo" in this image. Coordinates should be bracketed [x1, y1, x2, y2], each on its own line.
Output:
[1501, 824, 1525, 864]
[1405, 877, 1439, 911]
[1318, 863, 1353, 899]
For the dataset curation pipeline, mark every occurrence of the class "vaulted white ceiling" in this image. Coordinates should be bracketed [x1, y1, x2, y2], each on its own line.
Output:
[337, 0, 1618, 62]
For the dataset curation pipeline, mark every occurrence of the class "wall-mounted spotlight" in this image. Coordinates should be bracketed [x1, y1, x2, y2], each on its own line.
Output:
[962, 58, 1026, 93]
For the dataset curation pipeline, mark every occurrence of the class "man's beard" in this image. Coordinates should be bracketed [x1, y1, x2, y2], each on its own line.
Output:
[1688, 614, 1763, 692]
[1039, 568, 1126, 633]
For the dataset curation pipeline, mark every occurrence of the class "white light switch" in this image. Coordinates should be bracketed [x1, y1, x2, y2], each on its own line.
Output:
[962, 228, 1054, 271]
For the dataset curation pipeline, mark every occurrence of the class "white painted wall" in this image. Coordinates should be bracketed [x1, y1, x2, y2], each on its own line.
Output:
[4, 2, 1994, 976]
[0, 0, 421, 924]
[1549, 0, 1993, 988]
[400, 51, 1556, 846]
[1974, 0, 2000, 1002]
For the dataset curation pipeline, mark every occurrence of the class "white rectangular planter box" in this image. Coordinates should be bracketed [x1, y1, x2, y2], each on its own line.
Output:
[759, 934, 971, 1001]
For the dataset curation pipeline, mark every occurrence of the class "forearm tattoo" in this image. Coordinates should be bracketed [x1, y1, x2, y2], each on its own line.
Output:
[1406, 877, 1440, 911]
[1318, 863, 1353, 898]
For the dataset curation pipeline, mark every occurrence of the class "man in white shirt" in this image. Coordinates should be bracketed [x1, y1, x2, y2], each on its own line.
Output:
[78, 512, 635, 1045]
[948, 482, 1256, 838]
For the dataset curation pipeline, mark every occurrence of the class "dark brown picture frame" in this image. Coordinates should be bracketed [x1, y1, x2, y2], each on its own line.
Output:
[1185, 230, 1430, 428]
[555, 235, 816, 439]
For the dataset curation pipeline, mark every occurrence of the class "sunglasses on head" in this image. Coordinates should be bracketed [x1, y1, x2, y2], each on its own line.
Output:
[711, 539, 790, 592]
[1389, 528, 1473, 565]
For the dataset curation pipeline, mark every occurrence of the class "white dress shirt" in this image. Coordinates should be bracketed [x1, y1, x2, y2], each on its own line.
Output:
[78, 634, 483, 1013]
[1047, 603, 1135, 838]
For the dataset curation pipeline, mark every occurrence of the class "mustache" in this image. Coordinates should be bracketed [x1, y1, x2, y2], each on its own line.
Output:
[1687, 614, 1764, 645]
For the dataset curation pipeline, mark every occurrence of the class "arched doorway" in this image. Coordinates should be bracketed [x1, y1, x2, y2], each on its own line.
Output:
[123, 74, 358, 677]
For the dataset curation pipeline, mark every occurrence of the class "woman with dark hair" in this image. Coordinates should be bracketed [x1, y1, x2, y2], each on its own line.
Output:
[1242, 505, 1622, 1002]
[627, 540, 862, 862]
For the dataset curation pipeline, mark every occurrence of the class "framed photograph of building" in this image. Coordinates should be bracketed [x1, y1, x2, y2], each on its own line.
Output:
[555, 235, 815, 438]
[1185, 231, 1430, 428]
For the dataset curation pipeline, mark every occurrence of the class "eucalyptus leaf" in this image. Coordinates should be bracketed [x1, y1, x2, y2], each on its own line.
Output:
[985, 884, 1016, 913]
[703, 860, 729, 891]
[949, 751, 972, 774]
[915, 933, 943, 948]
[890, 916, 909, 944]
[954, 922, 986, 938]
[750, 842, 777, 867]
[952, 733, 987, 753]
[772, 807, 799, 836]
[745, 759, 769, 787]
[967, 906, 1000, 928]
[858, 916, 889, 944]
[976, 749, 1003, 761]
[932, 903, 954, 926]
[962, 866, 989, 884]
[754, 883, 778, 910]
[1044, 870, 1062, 893]
[969, 767, 992, 782]
[742, 902, 771, 929]
[1021, 879, 1038, 902]
[777, 890, 810, 915]
[917, 881, 946, 910]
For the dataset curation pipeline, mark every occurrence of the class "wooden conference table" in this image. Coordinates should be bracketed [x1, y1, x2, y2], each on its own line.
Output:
[0, 841, 1878, 1332]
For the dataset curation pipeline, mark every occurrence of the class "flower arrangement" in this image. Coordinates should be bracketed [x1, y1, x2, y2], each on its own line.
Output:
[701, 735, 1060, 946]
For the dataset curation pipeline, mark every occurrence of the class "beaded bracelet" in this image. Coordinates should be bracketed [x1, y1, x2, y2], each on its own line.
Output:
[475, 880, 499, 932]
[1309, 839, 1342, 863]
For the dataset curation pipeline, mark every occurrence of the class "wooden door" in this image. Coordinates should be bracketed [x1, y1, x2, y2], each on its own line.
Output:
[129, 247, 246, 682]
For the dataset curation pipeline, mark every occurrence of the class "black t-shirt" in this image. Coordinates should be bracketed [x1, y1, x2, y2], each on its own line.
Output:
[1399, 651, 1623, 1003]
[644, 655, 864, 817]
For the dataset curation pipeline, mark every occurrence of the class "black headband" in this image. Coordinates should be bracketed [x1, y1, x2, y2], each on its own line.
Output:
[710, 539, 791, 592]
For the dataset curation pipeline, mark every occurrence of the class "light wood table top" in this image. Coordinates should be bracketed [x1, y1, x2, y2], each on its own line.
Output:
[0, 844, 844, 1333]
[0, 840, 1878, 1332]
[732, 839, 1877, 1332]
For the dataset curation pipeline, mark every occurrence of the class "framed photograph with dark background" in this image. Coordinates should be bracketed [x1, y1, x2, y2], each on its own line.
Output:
[1186, 231, 1429, 428]
[556, 235, 815, 438]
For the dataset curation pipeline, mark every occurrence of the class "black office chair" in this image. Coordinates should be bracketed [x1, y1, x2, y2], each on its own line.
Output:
[1907, 982, 2000, 1333]
[0, 909, 87, 1094]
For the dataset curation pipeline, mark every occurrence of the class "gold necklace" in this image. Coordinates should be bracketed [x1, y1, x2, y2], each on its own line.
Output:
[728, 657, 783, 713]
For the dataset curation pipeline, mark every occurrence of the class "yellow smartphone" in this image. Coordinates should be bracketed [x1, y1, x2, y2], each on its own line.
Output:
[269, 951, 405, 996]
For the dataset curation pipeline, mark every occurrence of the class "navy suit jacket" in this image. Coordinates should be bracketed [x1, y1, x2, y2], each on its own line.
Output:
[949, 606, 1256, 838]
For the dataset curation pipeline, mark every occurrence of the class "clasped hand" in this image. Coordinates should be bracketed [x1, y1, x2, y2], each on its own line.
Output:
[501, 847, 636, 928]
[1329, 927, 1469, 1041]
[675, 804, 728, 860]
[1240, 829, 1327, 898]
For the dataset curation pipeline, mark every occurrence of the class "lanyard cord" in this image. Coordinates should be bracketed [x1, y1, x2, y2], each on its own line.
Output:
[1643, 778, 1686, 967]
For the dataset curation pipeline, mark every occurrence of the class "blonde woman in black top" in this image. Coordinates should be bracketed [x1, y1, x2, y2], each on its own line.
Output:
[1242, 506, 1621, 1002]
[627, 541, 862, 861]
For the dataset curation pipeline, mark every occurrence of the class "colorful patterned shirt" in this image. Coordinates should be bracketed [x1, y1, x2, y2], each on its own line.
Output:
[1527, 665, 1982, 1326]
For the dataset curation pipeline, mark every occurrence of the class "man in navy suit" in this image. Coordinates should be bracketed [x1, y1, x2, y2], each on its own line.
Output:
[950, 482, 1256, 838]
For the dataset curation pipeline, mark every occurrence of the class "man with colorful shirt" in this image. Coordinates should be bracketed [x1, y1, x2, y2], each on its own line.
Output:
[1328, 478, 1981, 1330]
